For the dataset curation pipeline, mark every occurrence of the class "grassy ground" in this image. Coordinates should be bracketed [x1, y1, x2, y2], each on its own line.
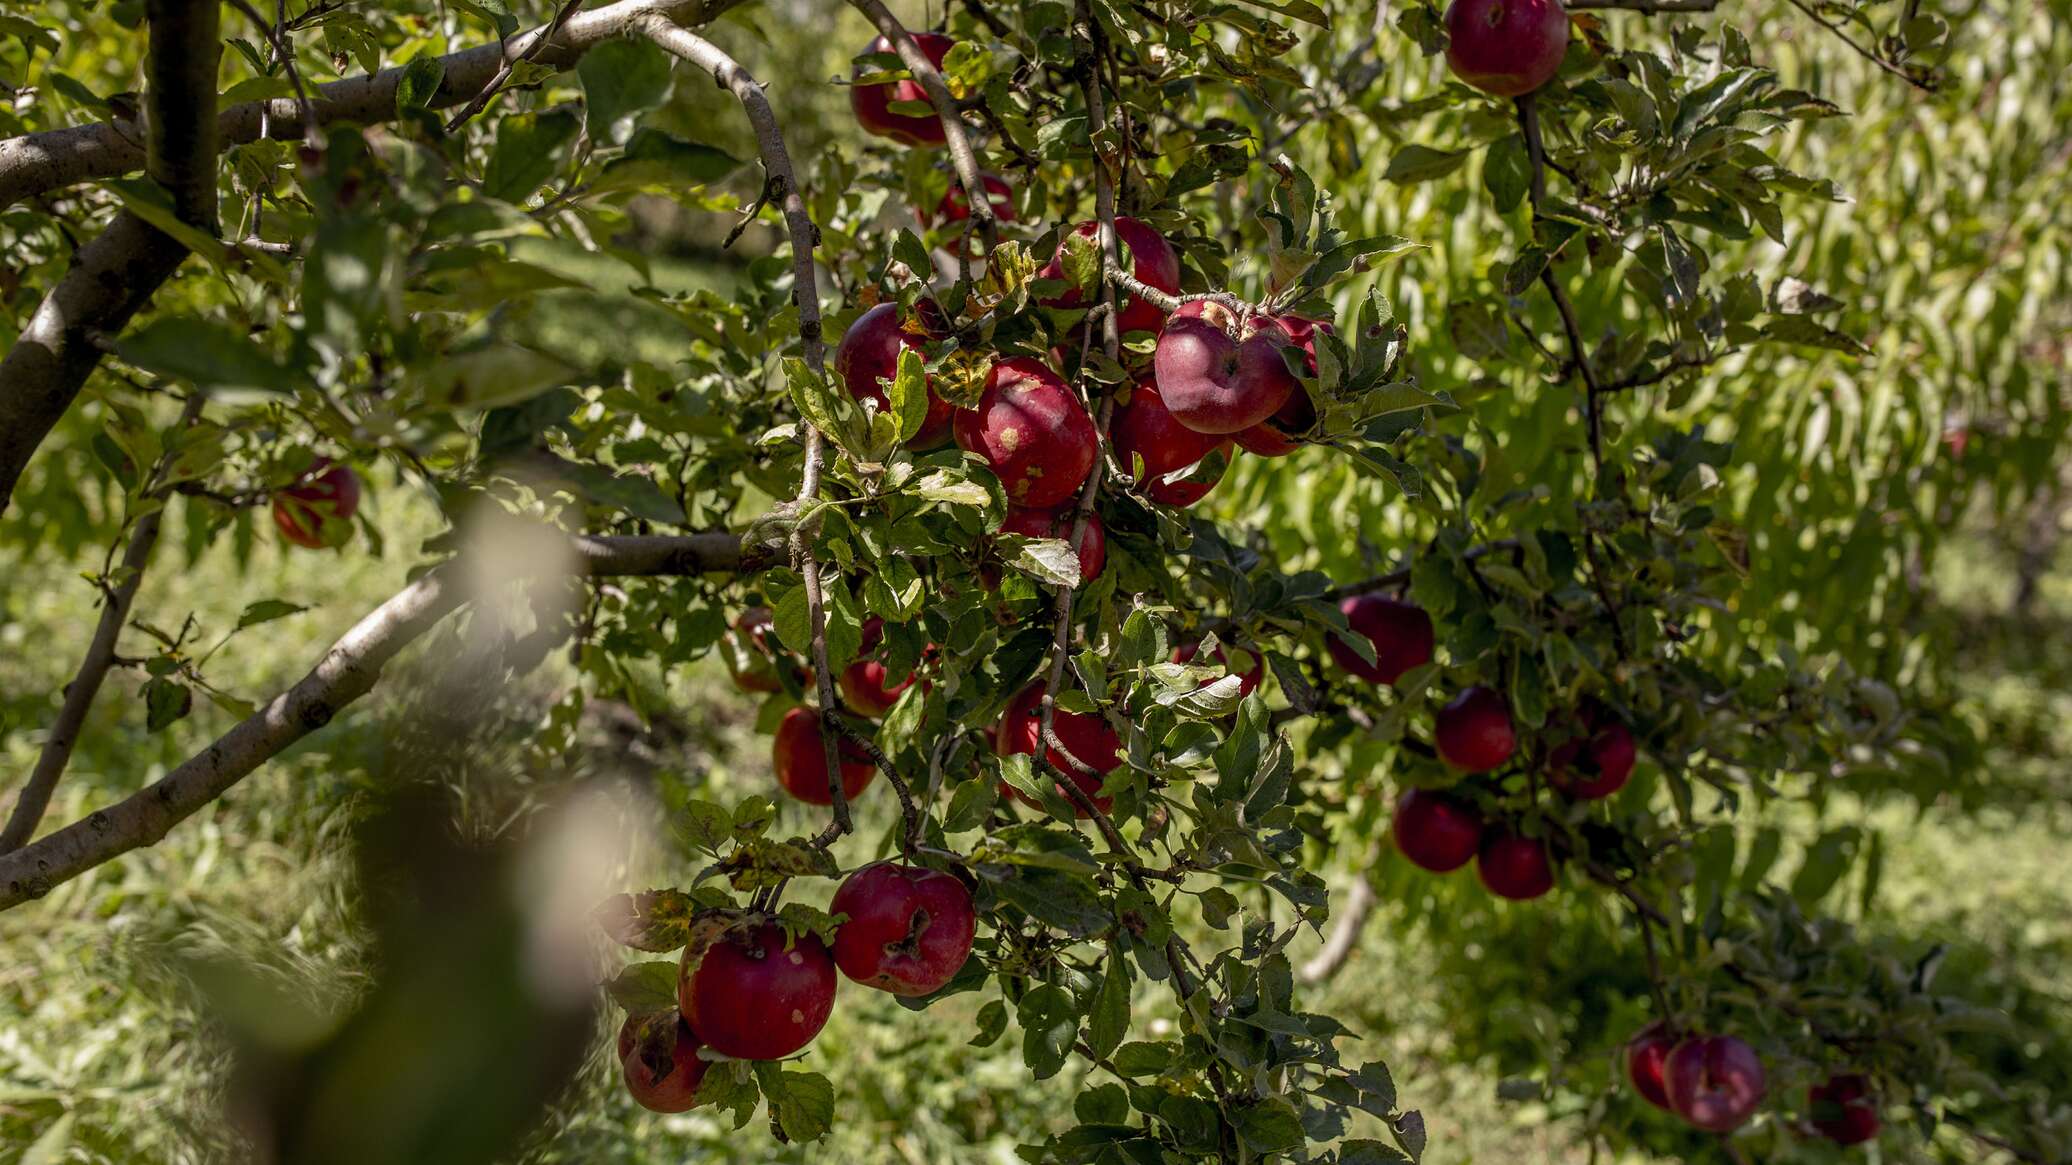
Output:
[2, 483, 2068, 1164]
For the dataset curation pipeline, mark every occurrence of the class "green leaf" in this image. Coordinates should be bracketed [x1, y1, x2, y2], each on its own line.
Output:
[394, 55, 446, 116]
[543, 456, 686, 525]
[1086, 943, 1130, 1059]
[755, 1065, 835, 1142]
[115, 317, 299, 394]
[1233, 1098, 1305, 1153]
[594, 889, 700, 952]
[1341, 1140, 1413, 1165]
[1382, 144, 1469, 184]
[605, 960, 680, 1014]
[484, 108, 581, 202]
[1483, 134, 1531, 213]
[21, 1112, 76, 1165]
[593, 128, 740, 193]
[886, 347, 930, 444]
[970, 998, 1010, 1046]
[1006, 534, 1083, 588]
[578, 37, 673, 146]
[420, 343, 577, 411]
[1017, 982, 1078, 1080]
[142, 677, 192, 732]
[234, 599, 311, 631]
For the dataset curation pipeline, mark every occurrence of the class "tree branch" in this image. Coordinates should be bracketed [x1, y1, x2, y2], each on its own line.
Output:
[1297, 872, 1376, 984]
[443, 0, 587, 131]
[1781, 0, 1939, 91]
[0, 530, 762, 911]
[844, 0, 999, 250]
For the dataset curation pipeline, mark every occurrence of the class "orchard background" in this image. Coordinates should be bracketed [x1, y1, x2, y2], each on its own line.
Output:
[1, 0, 2069, 1160]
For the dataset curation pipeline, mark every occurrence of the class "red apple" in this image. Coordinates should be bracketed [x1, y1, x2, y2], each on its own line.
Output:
[1325, 594, 1435, 685]
[999, 505, 1107, 583]
[932, 173, 1017, 226]
[1624, 1022, 1677, 1111]
[1391, 788, 1483, 872]
[1233, 316, 1329, 456]
[1039, 217, 1183, 336]
[830, 862, 977, 996]
[617, 1012, 709, 1113]
[834, 302, 955, 448]
[1444, 0, 1570, 98]
[1172, 640, 1264, 699]
[1153, 300, 1300, 435]
[1435, 686, 1516, 772]
[272, 460, 361, 549]
[1665, 1034, 1767, 1133]
[838, 616, 920, 718]
[1476, 832, 1554, 899]
[724, 606, 811, 694]
[1808, 1073, 1879, 1146]
[850, 32, 955, 147]
[772, 706, 877, 805]
[1548, 713, 1637, 800]
[679, 920, 838, 1060]
[995, 683, 1120, 815]
[953, 357, 1098, 509]
[1112, 377, 1230, 507]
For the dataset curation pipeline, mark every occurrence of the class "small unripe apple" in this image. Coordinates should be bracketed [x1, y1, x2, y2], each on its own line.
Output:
[1548, 713, 1636, 799]
[850, 33, 955, 147]
[1391, 788, 1483, 872]
[1153, 301, 1299, 435]
[953, 357, 1098, 509]
[1476, 832, 1554, 899]
[1038, 217, 1183, 336]
[830, 862, 977, 996]
[1326, 594, 1434, 685]
[1665, 1034, 1767, 1133]
[1435, 686, 1516, 772]
[1172, 640, 1264, 699]
[272, 460, 361, 549]
[1444, 0, 1570, 98]
[617, 1012, 709, 1112]
[679, 919, 838, 1061]
[932, 173, 1017, 226]
[724, 606, 811, 694]
[1233, 316, 1329, 456]
[834, 302, 956, 449]
[772, 706, 877, 805]
[999, 506, 1106, 583]
[1624, 1022, 1677, 1111]
[838, 616, 920, 718]
[1807, 1073, 1879, 1146]
[996, 683, 1120, 815]
[1112, 378, 1230, 507]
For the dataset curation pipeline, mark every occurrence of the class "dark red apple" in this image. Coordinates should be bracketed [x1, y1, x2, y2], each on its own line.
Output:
[724, 606, 811, 694]
[933, 173, 1017, 226]
[953, 357, 1098, 509]
[1112, 377, 1230, 507]
[1153, 300, 1300, 435]
[273, 460, 361, 549]
[1172, 640, 1264, 699]
[678, 920, 838, 1060]
[617, 1012, 708, 1112]
[1665, 1034, 1767, 1133]
[1391, 788, 1483, 872]
[1549, 713, 1637, 800]
[1444, 0, 1570, 98]
[834, 302, 955, 448]
[999, 505, 1107, 583]
[1326, 594, 1435, 685]
[772, 706, 877, 805]
[1625, 1022, 1677, 1111]
[1476, 832, 1554, 899]
[1038, 217, 1183, 336]
[838, 616, 919, 718]
[1435, 686, 1516, 772]
[1808, 1073, 1879, 1146]
[995, 682, 1120, 815]
[830, 862, 977, 996]
[850, 32, 955, 148]
[1233, 315, 1329, 456]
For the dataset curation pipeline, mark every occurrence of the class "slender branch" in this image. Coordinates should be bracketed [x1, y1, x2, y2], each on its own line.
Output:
[1600, 348, 1736, 394]
[0, 396, 206, 854]
[844, 0, 998, 250]
[0, 530, 763, 911]
[1515, 95, 1606, 474]
[1781, 0, 1938, 91]
[1297, 872, 1376, 984]
[224, 0, 320, 148]
[443, 0, 587, 131]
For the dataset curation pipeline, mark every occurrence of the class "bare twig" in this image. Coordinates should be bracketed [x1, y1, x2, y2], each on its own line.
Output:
[844, 0, 998, 251]
[444, 0, 587, 131]
[224, 0, 320, 147]
[1298, 873, 1376, 983]
[1781, 0, 1938, 91]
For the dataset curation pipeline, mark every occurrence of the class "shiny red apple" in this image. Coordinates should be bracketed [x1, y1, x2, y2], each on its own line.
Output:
[1153, 300, 1299, 435]
[953, 357, 1098, 509]
[1392, 788, 1483, 872]
[678, 920, 838, 1060]
[995, 682, 1120, 815]
[830, 862, 977, 996]
[1476, 832, 1554, 899]
[850, 33, 955, 147]
[1325, 594, 1435, 685]
[1444, 0, 1570, 98]
[772, 706, 877, 805]
[1111, 377, 1230, 507]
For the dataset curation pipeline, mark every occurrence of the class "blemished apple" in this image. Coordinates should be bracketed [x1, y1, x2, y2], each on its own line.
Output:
[272, 460, 361, 549]
[834, 303, 956, 448]
[1548, 712, 1637, 799]
[995, 682, 1120, 815]
[772, 706, 877, 805]
[1391, 788, 1483, 872]
[850, 33, 955, 147]
[1444, 0, 1570, 98]
[953, 357, 1098, 509]
[830, 862, 977, 996]
[1807, 1073, 1880, 1146]
[678, 920, 838, 1061]
[1153, 300, 1299, 435]
[1111, 378, 1230, 507]
[1325, 594, 1435, 685]
[999, 506, 1107, 583]
[838, 616, 920, 718]
[1476, 833, 1555, 899]
[617, 1012, 708, 1113]
[1664, 1034, 1767, 1133]
[1233, 315, 1330, 456]
[1435, 686, 1517, 772]
[1624, 1022, 1677, 1111]
[1039, 217, 1183, 336]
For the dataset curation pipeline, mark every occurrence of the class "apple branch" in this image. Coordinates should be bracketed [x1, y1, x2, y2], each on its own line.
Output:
[844, 0, 1000, 250]
[0, 530, 764, 912]
[443, 0, 588, 131]
[1781, 0, 1939, 91]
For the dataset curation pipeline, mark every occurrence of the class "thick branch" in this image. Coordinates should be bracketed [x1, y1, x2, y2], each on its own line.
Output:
[845, 0, 998, 248]
[0, 530, 761, 911]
